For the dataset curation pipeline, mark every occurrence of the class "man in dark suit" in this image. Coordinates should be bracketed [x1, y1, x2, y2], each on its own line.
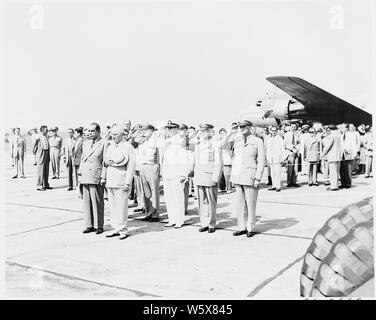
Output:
[33, 125, 52, 191]
[79, 123, 106, 234]
[62, 128, 76, 191]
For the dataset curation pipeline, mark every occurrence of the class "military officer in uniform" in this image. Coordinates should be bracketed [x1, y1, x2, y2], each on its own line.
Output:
[137, 122, 161, 221]
[193, 124, 223, 233]
[231, 120, 265, 237]
[49, 126, 63, 179]
[103, 125, 136, 239]
[161, 121, 194, 228]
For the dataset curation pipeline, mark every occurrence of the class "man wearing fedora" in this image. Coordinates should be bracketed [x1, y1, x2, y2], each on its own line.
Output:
[79, 123, 106, 235]
[193, 123, 223, 233]
[231, 120, 265, 237]
[137, 122, 161, 221]
[103, 125, 136, 239]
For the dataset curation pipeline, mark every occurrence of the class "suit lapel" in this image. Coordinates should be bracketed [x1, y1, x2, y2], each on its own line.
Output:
[84, 137, 101, 161]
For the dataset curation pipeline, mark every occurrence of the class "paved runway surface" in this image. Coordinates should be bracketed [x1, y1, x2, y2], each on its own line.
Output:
[4, 155, 373, 298]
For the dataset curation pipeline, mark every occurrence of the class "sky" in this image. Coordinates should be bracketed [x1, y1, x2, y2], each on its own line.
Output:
[2, 0, 375, 131]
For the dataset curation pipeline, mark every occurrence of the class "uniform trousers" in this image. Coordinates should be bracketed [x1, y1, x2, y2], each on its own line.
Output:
[270, 163, 282, 189]
[365, 156, 373, 176]
[50, 147, 61, 178]
[14, 154, 25, 177]
[223, 165, 232, 191]
[286, 153, 299, 185]
[184, 180, 190, 212]
[308, 162, 318, 184]
[164, 178, 185, 226]
[134, 170, 145, 208]
[340, 159, 352, 188]
[235, 184, 259, 232]
[107, 187, 129, 235]
[328, 161, 340, 190]
[322, 159, 329, 183]
[37, 150, 50, 188]
[197, 185, 218, 228]
[140, 164, 160, 218]
[66, 157, 74, 188]
[82, 184, 104, 229]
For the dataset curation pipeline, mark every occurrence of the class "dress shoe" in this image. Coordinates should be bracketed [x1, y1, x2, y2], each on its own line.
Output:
[174, 224, 183, 229]
[141, 216, 152, 221]
[268, 187, 276, 191]
[20, 175, 26, 178]
[119, 234, 128, 240]
[287, 184, 292, 187]
[199, 227, 209, 232]
[37, 188, 46, 191]
[52, 176, 57, 180]
[233, 230, 247, 236]
[365, 175, 370, 178]
[247, 231, 257, 238]
[45, 186, 53, 190]
[208, 228, 215, 233]
[12, 175, 18, 179]
[106, 232, 120, 238]
[67, 187, 73, 191]
[83, 227, 96, 234]
[164, 222, 175, 227]
[312, 183, 319, 186]
[324, 182, 330, 186]
[149, 217, 160, 222]
[291, 184, 300, 187]
[326, 187, 338, 191]
[308, 183, 313, 187]
[276, 189, 281, 192]
[95, 228, 104, 234]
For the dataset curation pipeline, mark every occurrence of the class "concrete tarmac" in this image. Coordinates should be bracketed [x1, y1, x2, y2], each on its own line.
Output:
[4, 155, 373, 298]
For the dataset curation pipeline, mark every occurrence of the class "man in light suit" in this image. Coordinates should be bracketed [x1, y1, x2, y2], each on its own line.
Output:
[79, 123, 106, 234]
[103, 125, 136, 240]
[161, 121, 194, 228]
[73, 127, 84, 188]
[266, 126, 285, 192]
[321, 125, 343, 191]
[49, 126, 63, 179]
[62, 128, 76, 191]
[33, 125, 52, 191]
[231, 120, 265, 237]
[193, 124, 223, 233]
[284, 123, 300, 187]
[11, 128, 26, 179]
[137, 123, 161, 222]
[303, 128, 321, 186]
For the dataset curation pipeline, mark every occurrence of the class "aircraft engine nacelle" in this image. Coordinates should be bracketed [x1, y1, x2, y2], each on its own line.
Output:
[270, 99, 306, 120]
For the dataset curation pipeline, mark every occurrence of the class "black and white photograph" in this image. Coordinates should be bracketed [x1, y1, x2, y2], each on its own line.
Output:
[1, 0, 375, 301]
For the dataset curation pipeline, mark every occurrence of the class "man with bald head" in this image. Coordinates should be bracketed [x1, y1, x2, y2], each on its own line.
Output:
[103, 125, 136, 239]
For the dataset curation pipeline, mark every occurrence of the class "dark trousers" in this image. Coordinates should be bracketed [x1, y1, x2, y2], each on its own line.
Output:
[340, 159, 352, 187]
[37, 150, 50, 188]
[82, 184, 104, 229]
[287, 153, 298, 185]
[67, 157, 74, 188]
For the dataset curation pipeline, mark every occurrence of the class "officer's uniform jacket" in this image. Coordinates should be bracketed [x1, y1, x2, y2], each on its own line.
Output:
[230, 135, 265, 186]
[79, 136, 105, 185]
[303, 136, 321, 163]
[193, 139, 223, 186]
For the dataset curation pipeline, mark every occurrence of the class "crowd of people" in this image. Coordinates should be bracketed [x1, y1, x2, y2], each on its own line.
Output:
[6, 120, 373, 240]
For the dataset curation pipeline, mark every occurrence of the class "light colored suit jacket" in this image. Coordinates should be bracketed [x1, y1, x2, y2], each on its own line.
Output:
[266, 135, 285, 164]
[79, 137, 105, 185]
[303, 136, 321, 163]
[103, 139, 136, 188]
[62, 137, 75, 165]
[284, 131, 299, 155]
[364, 132, 373, 156]
[343, 131, 360, 160]
[193, 139, 223, 186]
[321, 132, 343, 162]
[11, 135, 26, 158]
[231, 135, 265, 186]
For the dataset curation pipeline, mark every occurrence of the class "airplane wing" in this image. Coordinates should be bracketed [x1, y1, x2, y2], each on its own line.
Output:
[266, 76, 372, 126]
